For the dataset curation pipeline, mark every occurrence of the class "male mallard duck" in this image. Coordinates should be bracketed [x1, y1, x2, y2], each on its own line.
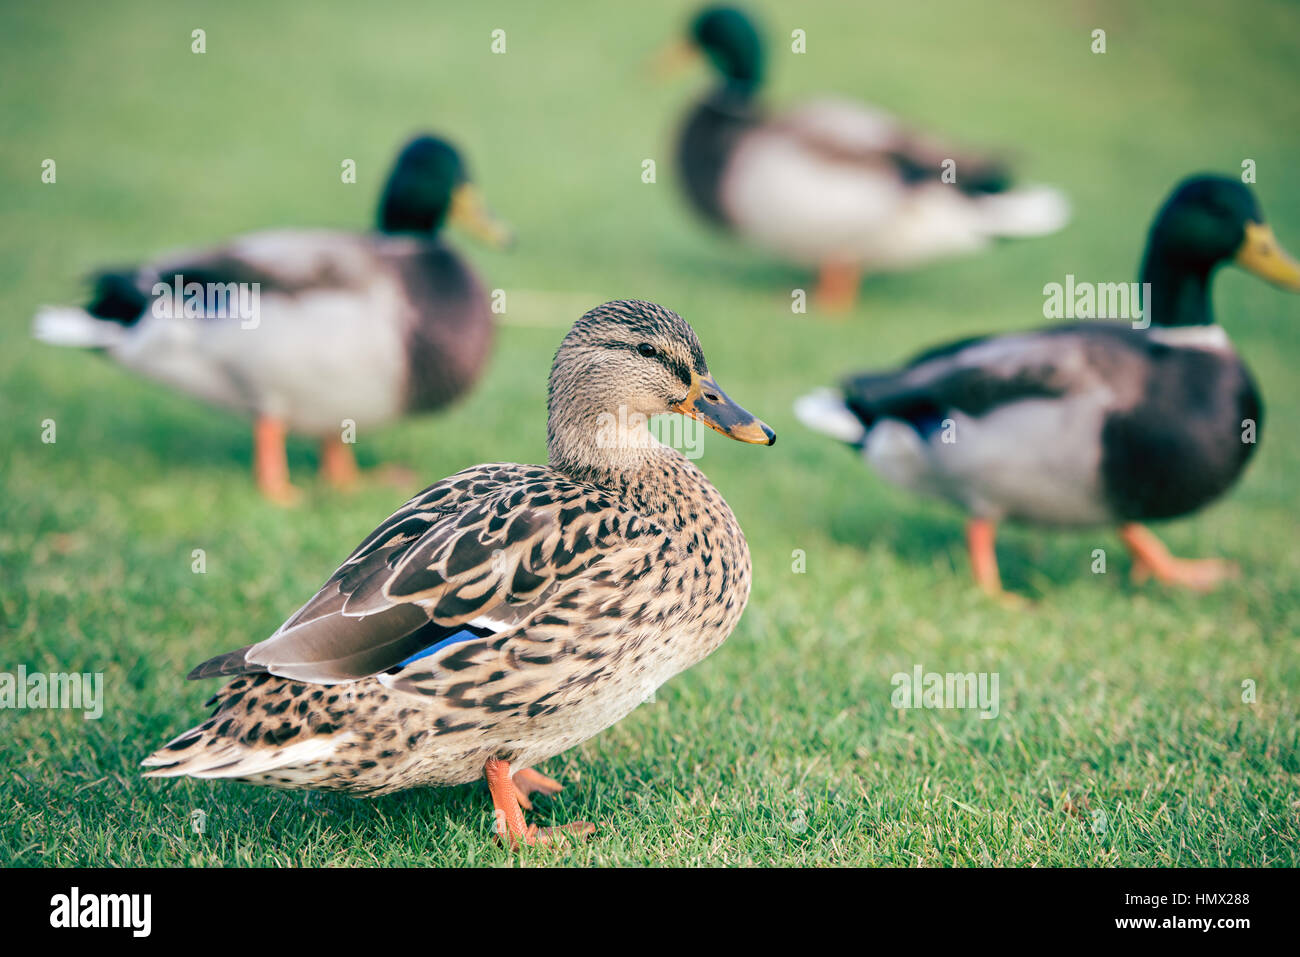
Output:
[32, 134, 510, 503]
[143, 299, 775, 846]
[795, 176, 1300, 596]
[662, 5, 1069, 312]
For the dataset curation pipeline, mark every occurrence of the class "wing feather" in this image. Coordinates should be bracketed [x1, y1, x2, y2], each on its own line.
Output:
[844, 329, 1121, 427]
[773, 98, 1011, 195]
[188, 464, 665, 687]
[146, 230, 382, 299]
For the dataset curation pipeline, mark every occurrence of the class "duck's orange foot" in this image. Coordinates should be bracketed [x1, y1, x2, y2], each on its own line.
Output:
[1130, 555, 1239, 591]
[523, 821, 597, 847]
[814, 262, 862, 316]
[317, 438, 419, 496]
[259, 479, 303, 506]
[1121, 523, 1240, 593]
[255, 416, 302, 505]
[487, 757, 592, 850]
[318, 435, 361, 490]
[512, 767, 564, 810]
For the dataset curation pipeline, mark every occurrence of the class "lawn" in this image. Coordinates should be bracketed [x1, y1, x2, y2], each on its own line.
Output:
[1, 0, 1298, 867]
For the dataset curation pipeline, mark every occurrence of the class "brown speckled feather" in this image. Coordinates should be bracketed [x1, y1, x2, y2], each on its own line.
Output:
[144, 300, 766, 797]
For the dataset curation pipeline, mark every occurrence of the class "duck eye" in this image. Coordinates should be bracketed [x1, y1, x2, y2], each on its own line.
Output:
[636, 343, 658, 358]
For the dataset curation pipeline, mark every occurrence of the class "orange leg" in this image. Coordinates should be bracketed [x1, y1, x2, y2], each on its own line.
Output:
[967, 518, 1003, 596]
[319, 435, 360, 489]
[814, 262, 862, 315]
[512, 767, 564, 811]
[254, 416, 300, 505]
[485, 757, 594, 849]
[1119, 524, 1239, 592]
[486, 757, 529, 844]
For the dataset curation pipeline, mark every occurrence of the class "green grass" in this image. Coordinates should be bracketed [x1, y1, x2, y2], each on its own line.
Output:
[2, 0, 1299, 866]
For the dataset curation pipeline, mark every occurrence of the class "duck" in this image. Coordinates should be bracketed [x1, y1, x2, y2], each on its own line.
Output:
[795, 175, 1300, 597]
[142, 299, 775, 847]
[661, 5, 1069, 312]
[32, 134, 511, 503]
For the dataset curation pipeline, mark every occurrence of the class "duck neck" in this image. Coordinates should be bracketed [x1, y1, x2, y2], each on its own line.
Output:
[379, 208, 443, 235]
[712, 76, 759, 104]
[1139, 245, 1216, 328]
[547, 402, 722, 528]
[548, 404, 675, 486]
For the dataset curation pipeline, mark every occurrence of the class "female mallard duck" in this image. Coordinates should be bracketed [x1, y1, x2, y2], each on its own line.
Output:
[664, 5, 1069, 312]
[795, 176, 1300, 596]
[143, 299, 775, 846]
[32, 134, 510, 503]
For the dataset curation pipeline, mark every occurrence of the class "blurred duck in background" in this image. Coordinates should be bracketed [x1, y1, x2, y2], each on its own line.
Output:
[33, 134, 511, 504]
[796, 176, 1300, 597]
[660, 5, 1069, 313]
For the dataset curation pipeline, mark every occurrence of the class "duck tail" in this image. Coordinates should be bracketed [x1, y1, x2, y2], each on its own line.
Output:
[31, 306, 129, 349]
[32, 270, 152, 349]
[142, 676, 343, 783]
[794, 388, 867, 446]
[140, 716, 229, 778]
[141, 717, 342, 782]
[975, 184, 1071, 238]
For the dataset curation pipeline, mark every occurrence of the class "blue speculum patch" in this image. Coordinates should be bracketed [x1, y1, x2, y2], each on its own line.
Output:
[395, 627, 485, 667]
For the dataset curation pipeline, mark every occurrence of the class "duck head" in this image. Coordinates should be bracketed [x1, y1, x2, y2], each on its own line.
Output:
[547, 300, 774, 474]
[378, 134, 512, 247]
[655, 5, 764, 95]
[1141, 175, 1300, 324]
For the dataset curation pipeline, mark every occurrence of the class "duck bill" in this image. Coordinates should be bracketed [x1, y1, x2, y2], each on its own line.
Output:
[449, 183, 514, 250]
[1236, 222, 1300, 292]
[649, 38, 698, 79]
[672, 371, 775, 445]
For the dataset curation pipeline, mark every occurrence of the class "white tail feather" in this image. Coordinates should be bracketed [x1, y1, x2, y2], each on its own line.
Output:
[975, 185, 1071, 238]
[794, 389, 866, 444]
[32, 306, 127, 349]
[142, 735, 343, 780]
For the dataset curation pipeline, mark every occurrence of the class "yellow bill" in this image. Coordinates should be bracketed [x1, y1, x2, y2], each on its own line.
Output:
[1236, 222, 1300, 292]
[672, 371, 775, 445]
[649, 38, 699, 80]
[449, 183, 514, 250]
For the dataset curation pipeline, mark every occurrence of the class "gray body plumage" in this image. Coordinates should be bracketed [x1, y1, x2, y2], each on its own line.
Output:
[33, 229, 492, 435]
[796, 322, 1258, 526]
